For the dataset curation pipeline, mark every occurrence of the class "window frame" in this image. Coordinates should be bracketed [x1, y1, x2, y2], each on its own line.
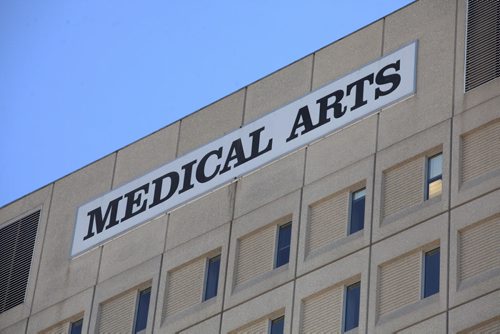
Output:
[348, 188, 366, 235]
[203, 254, 221, 301]
[343, 281, 361, 333]
[132, 287, 151, 334]
[69, 318, 83, 334]
[274, 222, 292, 268]
[425, 153, 443, 200]
[269, 315, 285, 334]
[422, 247, 440, 299]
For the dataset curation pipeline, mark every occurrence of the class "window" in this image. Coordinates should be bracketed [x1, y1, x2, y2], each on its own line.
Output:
[344, 282, 361, 332]
[133, 288, 151, 334]
[349, 188, 366, 235]
[423, 248, 440, 298]
[0, 210, 40, 314]
[69, 319, 83, 334]
[275, 223, 292, 268]
[203, 255, 221, 301]
[270, 316, 285, 334]
[426, 153, 443, 199]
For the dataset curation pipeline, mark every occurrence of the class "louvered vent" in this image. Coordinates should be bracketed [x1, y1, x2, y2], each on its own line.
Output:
[377, 251, 421, 317]
[164, 257, 205, 318]
[98, 289, 136, 334]
[235, 224, 275, 286]
[0, 210, 40, 314]
[232, 318, 268, 334]
[458, 215, 500, 282]
[307, 191, 349, 256]
[460, 316, 500, 334]
[461, 119, 500, 183]
[465, 0, 500, 91]
[301, 286, 342, 333]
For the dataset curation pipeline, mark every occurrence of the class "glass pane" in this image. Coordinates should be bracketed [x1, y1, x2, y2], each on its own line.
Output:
[134, 288, 151, 334]
[349, 189, 365, 235]
[424, 248, 440, 298]
[270, 316, 284, 334]
[69, 319, 83, 334]
[428, 179, 442, 199]
[353, 188, 366, 200]
[204, 255, 221, 301]
[276, 223, 292, 268]
[344, 282, 360, 332]
[428, 154, 443, 179]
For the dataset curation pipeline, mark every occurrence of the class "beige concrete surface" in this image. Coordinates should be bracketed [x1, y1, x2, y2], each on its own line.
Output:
[243, 56, 313, 124]
[378, 0, 456, 150]
[312, 20, 383, 90]
[113, 122, 179, 188]
[178, 89, 245, 156]
[32, 154, 115, 314]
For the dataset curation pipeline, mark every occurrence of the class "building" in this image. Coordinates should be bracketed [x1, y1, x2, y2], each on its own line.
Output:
[1, 0, 499, 333]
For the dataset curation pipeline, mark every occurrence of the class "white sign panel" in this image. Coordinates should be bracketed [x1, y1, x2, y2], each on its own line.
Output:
[72, 41, 417, 256]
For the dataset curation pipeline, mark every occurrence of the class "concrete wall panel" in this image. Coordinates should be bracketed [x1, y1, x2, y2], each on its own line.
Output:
[373, 120, 450, 242]
[234, 150, 305, 219]
[305, 115, 377, 184]
[32, 154, 115, 314]
[449, 189, 500, 308]
[178, 90, 244, 156]
[298, 156, 373, 276]
[312, 20, 383, 90]
[113, 122, 179, 188]
[243, 56, 313, 124]
[378, 0, 456, 150]
[451, 101, 500, 207]
[167, 184, 235, 250]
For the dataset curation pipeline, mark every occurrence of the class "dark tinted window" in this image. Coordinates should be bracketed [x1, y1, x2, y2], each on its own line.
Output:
[134, 288, 151, 333]
[69, 319, 83, 334]
[349, 188, 366, 235]
[344, 282, 361, 332]
[276, 223, 292, 268]
[423, 248, 440, 298]
[270, 316, 285, 334]
[204, 255, 221, 301]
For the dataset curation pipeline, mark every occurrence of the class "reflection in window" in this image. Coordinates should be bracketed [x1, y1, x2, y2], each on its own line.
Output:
[426, 153, 443, 199]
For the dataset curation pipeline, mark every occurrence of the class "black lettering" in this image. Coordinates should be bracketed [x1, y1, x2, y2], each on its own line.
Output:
[122, 184, 149, 222]
[286, 106, 316, 142]
[346, 74, 374, 111]
[178, 160, 197, 194]
[83, 196, 122, 240]
[196, 148, 222, 183]
[248, 127, 273, 159]
[148, 172, 179, 208]
[375, 60, 401, 99]
[220, 139, 247, 174]
[316, 89, 347, 120]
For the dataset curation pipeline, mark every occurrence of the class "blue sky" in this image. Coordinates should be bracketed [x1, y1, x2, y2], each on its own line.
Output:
[0, 1, 414, 207]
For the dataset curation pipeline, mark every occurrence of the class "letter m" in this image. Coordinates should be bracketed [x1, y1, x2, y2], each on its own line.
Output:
[83, 196, 122, 240]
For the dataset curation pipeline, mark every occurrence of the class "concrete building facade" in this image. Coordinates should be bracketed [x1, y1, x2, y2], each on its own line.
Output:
[1, 0, 499, 333]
